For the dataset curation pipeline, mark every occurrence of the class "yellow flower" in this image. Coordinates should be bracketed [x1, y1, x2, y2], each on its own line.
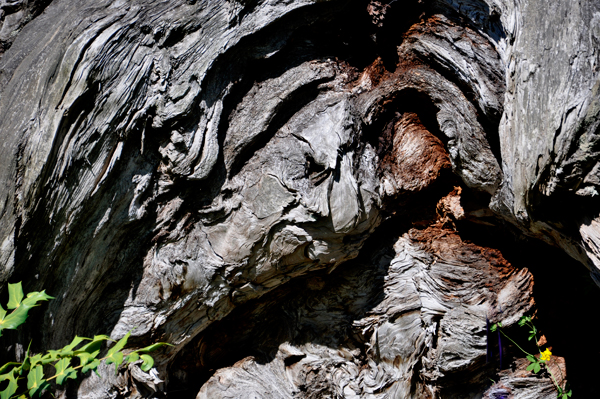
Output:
[540, 348, 552, 361]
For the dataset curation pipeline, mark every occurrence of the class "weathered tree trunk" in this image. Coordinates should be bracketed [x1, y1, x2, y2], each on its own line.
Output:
[0, 0, 598, 397]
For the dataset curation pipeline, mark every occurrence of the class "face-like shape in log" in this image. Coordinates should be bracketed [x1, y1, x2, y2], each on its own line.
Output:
[104, 9, 514, 397]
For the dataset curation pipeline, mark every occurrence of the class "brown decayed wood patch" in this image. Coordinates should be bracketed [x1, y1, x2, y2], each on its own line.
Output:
[408, 225, 531, 296]
[388, 112, 450, 192]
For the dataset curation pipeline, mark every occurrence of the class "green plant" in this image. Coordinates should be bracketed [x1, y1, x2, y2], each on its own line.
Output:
[491, 316, 572, 399]
[0, 282, 170, 399]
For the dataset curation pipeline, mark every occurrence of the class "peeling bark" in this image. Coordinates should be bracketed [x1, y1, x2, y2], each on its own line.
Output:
[0, 0, 598, 397]
[195, 226, 534, 398]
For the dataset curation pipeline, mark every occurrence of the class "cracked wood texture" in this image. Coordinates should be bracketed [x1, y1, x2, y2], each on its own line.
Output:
[0, 0, 598, 398]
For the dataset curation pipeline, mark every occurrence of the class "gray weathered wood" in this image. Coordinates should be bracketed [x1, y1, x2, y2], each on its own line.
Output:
[0, 0, 597, 397]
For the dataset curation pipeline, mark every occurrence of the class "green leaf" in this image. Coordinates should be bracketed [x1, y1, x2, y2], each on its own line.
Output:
[28, 354, 43, 368]
[53, 358, 78, 385]
[19, 341, 33, 374]
[0, 290, 53, 332]
[0, 363, 19, 375]
[0, 305, 6, 322]
[558, 388, 573, 399]
[140, 354, 154, 372]
[490, 323, 497, 332]
[42, 350, 61, 364]
[47, 348, 69, 359]
[45, 336, 89, 360]
[20, 356, 31, 375]
[53, 357, 70, 374]
[0, 306, 28, 330]
[107, 332, 130, 357]
[526, 355, 537, 363]
[533, 363, 541, 373]
[76, 350, 100, 368]
[105, 351, 124, 374]
[81, 358, 101, 375]
[58, 368, 78, 385]
[136, 342, 172, 353]
[0, 368, 18, 399]
[526, 363, 535, 371]
[38, 351, 59, 366]
[105, 331, 131, 372]
[78, 335, 111, 354]
[63, 336, 90, 352]
[27, 365, 49, 398]
[6, 282, 24, 310]
[125, 341, 170, 368]
[21, 290, 54, 307]
[125, 352, 140, 363]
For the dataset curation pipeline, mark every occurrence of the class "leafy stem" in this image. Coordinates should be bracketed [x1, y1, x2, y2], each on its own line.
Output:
[497, 328, 535, 358]
[492, 316, 572, 399]
[0, 282, 171, 399]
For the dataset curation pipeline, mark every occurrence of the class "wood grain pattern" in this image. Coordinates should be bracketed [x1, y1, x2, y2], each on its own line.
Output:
[1, 0, 598, 397]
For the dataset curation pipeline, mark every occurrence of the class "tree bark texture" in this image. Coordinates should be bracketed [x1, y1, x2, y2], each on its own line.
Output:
[0, 0, 598, 398]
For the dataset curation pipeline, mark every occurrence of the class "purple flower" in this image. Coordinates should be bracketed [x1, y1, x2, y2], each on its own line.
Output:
[489, 388, 510, 399]
[486, 317, 492, 363]
[498, 328, 503, 369]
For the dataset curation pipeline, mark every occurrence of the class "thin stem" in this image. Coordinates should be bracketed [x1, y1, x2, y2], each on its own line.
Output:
[498, 329, 534, 357]
[44, 354, 114, 383]
[526, 321, 542, 354]
[545, 363, 563, 395]
[527, 322, 564, 396]
[7, 353, 128, 398]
